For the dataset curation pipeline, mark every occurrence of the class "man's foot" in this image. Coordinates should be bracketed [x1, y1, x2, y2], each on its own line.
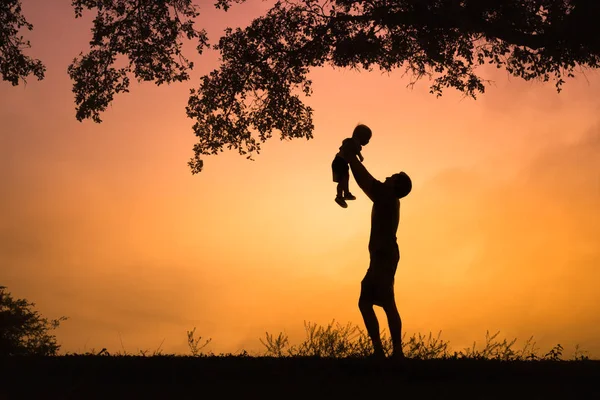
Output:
[344, 192, 356, 200]
[367, 349, 386, 360]
[335, 196, 348, 208]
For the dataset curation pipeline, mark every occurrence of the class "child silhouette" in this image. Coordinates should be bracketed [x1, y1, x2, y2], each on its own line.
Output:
[331, 124, 372, 208]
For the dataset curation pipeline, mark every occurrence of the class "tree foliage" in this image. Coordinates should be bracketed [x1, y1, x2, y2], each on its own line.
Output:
[2, 1, 600, 172]
[186, 0, 600, 172]
[68, 0, 209, 122]
[0, 286, 67, 356]
[0, 0, 45, 85]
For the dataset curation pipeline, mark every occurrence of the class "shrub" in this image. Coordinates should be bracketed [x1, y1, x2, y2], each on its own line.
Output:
[0, 286, 67, 356]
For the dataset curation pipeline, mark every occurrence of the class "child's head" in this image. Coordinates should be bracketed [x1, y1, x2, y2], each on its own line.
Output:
[352, 124, 372, 145]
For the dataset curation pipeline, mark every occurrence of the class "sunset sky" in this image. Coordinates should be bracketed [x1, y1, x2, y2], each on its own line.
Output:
[2, 0, 599, 357]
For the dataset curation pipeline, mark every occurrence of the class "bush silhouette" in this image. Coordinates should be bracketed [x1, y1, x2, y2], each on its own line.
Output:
[0, 286, 66, 356]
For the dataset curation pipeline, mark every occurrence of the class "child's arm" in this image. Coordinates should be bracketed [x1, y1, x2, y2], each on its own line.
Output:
[357, 150, 364, 162]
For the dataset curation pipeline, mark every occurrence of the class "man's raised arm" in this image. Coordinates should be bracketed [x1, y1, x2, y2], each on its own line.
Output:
[347, 154, 377, 201]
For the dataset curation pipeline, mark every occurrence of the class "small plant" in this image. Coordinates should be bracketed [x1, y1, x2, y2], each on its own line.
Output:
[290, 320, 363, 357]
[543, 344, 564, 361]
[520, 336, 541, 361]
[572, 344, 590, 361]
[403, 331, 451, 359]
[459, 331, 519, 360]
[137, 339, 166, 357]
[260, 332, 289, 357]
[187, 327, 211, 356]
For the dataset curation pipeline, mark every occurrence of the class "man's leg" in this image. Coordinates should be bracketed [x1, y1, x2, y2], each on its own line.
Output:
[383, 300, 403, 358]
[359, 296, 385, 357]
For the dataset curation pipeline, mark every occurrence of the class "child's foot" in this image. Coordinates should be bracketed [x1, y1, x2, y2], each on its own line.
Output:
[344, 192, 356, 200]
[335, 196, 348, 208]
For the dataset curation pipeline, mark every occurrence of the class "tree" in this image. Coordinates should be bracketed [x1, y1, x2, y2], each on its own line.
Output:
[186, 0, 600, 172]
[0, 286, 67, 356]
[2, 1, 600, 172]
[68, 0, 209, 123]
[0, 0, 45, 85]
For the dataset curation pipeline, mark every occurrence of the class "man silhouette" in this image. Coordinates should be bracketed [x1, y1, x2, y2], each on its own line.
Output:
[345, 148, 412, 359]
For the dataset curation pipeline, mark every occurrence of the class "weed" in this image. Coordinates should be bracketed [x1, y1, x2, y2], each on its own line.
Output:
[187, 327, 212, 356]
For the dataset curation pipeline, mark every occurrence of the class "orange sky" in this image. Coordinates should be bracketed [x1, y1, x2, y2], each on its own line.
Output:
[2, 0, 599, 357]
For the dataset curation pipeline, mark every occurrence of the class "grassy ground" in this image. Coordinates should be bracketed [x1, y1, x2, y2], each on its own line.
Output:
[1, 355, 599, 399]
[2, 321, 599, 399]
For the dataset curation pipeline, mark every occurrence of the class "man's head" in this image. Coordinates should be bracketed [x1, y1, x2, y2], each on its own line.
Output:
[352, 124, 372, 145]
[385, 172, 412, 199]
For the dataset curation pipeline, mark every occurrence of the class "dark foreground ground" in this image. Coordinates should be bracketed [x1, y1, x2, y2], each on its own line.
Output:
[1, 356, 599, 399]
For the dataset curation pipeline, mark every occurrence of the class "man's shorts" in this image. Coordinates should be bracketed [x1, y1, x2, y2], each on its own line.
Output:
[360, 245, 400, 307]
[331, 155, 349, 183]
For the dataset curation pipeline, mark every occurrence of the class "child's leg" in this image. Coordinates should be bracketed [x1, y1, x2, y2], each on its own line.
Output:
[341, 176, 357, 200]
[335, 176, 349, 208]
[340, 176, 349, 197]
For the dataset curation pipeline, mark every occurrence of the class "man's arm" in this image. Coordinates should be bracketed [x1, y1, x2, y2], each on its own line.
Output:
[347, 154, 377, 201]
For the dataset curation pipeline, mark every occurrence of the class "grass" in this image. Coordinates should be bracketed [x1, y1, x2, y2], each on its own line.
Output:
[1, 321, 598, 399]
[252, 320, 589, 361]
[74, 320, 591, 360]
